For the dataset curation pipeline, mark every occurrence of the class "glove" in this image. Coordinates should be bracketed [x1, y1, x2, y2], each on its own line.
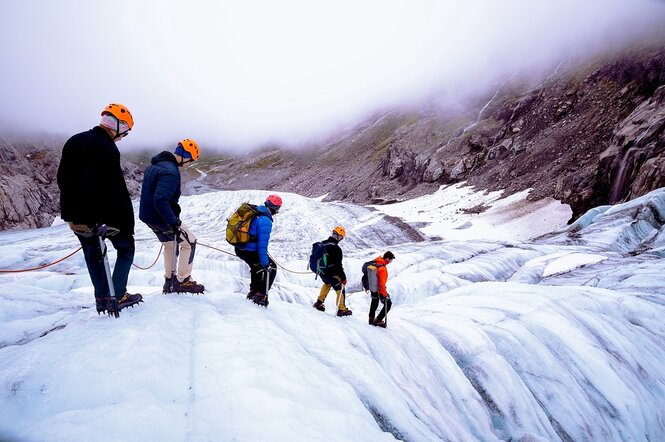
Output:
[169, 219, 182, 236]
[380, 294, 390, 304]
[92, 224, 108, 237]
[342, 279, 347, 286]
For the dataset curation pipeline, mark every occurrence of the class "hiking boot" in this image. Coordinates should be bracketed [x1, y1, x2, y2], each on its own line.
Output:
[372, 320, 387, 328]
[96, 296, 119, 318]
[313, 300, 325, 312]
[368, 316, 375, 325]
[336, 308, 352, 317]
[163, 276, 176, 294]
[96, 296, 110, 314]
[117, 292, 143, 311]
[174, 276, 205, 294]
[251, 293, 269, 307]
[246, 291, 257, 300]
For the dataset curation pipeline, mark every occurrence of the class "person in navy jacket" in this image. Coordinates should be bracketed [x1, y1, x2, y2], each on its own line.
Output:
[57, 103, 143, 316]
[139, 139, 205, 294]
[234, 194, 283, 307]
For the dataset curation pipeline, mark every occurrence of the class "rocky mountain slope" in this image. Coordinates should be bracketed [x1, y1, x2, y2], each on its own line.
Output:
[0, 134, 142, 231]
[198, 40, 665, 222]
[2, 40, 664, 231]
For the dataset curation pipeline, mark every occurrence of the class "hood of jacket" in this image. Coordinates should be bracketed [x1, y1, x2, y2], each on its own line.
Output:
[151, 151, 178, 165]
[375, 256, 389, 266]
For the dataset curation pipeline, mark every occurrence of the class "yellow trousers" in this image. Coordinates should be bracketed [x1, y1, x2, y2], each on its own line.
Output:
[317, 283, 347, 310]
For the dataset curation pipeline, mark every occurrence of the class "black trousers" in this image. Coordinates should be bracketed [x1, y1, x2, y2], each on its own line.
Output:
[369, 292, 392, 322]
[235, 249, 276, 295]
[75, 231, 135, 299]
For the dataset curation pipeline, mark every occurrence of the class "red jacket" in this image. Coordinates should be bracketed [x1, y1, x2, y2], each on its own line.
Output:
[374, 256, 390, 297]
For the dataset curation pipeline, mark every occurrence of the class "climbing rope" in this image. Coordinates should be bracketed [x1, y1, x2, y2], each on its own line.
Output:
[131, 244, 164, 270]
[268, 252, 311, 275]
[0, 240, 309, 276]
[0, 247, 82, 273]
[197, 242, 312, 275]
[197, 241, 236, 257]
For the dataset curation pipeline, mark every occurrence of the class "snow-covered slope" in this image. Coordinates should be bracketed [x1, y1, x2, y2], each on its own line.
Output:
[1, 187, 664, 441]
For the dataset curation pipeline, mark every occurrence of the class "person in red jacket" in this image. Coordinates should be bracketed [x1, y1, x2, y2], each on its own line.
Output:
[367, 251, 395, 328]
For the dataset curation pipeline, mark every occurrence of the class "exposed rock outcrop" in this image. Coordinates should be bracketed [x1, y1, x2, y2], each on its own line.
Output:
[3, 42, 665, 231]
[0, 135, 142, 231]
[197, 42, 665, 223]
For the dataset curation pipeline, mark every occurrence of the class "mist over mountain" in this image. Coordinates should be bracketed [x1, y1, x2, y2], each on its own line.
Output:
[1, 37, 665, 230]
[181, 39, 665, 222]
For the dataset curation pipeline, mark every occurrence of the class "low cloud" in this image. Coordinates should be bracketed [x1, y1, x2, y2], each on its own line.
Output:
[1, 0, 664, 152]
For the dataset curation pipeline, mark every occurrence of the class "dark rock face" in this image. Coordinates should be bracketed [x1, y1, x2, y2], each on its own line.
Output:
[3, 42, 665, 231]
[201, 43, 665, 224]
[0, 138, 61, 230]
[0, 135, 142, 231]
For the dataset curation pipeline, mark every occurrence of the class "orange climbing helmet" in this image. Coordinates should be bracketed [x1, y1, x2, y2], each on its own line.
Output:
[332, 225, 346, 239]
[101, 103, 134, 130]
[176, 138, 200, 161]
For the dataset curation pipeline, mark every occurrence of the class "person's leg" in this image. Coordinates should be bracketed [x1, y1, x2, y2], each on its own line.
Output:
[163, 240, 177, 279]
[369, 292, 380, 324]
[331, 277, 350, 312]
[176, 224, 197, 281]
[108, 232, 135, 297]
[375, 298, 392, 322]
[335, 288, 347, 310]
[265, 256, 276, 292]
[236, 249, 262, 293]
[75, 233, 109, 298]
[318, 283, 332, 302]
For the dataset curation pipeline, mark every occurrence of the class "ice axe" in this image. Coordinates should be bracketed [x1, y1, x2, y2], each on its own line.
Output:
[336, 281, 346, 313]
[97, 226, 120, 318]
[170, 231, 178, 293]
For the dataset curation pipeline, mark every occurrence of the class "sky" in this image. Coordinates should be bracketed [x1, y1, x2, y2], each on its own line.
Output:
[1, 185, 665, 441]
[1, 1, 665, 151]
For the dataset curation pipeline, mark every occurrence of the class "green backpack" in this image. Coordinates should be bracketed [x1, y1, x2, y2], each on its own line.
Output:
[226, 203, 262, 245]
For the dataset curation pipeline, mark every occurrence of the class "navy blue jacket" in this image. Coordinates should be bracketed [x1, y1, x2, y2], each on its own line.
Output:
[139, 151, 181, 230]
[57, 126, 135, 233]
[235, 205, 273, 267]
[321, 236, 346, 280]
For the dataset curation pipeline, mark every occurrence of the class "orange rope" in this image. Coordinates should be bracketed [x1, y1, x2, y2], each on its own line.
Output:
[198, 241, 311, 275]
[0, 247, 82, 273]
[198, 241, 236, 256]
[132, 244, 164, 270]
[0, 241, 311, 276]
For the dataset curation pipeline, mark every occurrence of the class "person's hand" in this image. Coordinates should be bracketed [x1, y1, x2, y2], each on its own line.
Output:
[169, 219, 182, 236]
[380, 294, 390, 304]
[92, 224, 108, 237]
[342, 279, 347, 286]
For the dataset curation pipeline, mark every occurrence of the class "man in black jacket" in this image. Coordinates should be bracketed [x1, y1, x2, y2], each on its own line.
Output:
[312, 226, 352, 317]
[57, 103, 143, 316]
[139, 139, 205, 294]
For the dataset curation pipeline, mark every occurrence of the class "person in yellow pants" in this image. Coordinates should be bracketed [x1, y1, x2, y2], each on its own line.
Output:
[312, 226, 352, 316]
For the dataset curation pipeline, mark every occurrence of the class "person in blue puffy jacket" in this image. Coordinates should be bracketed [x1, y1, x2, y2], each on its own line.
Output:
[139, 139, 205, 294]
[234, 194, 283, 307]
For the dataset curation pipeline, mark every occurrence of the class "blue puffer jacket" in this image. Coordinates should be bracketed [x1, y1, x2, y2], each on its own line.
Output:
[236, 205, 273, 267]
[138, 151, 181, 229]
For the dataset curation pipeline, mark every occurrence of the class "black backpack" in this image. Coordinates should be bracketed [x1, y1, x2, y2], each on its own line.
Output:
[308, 241, 330, 278]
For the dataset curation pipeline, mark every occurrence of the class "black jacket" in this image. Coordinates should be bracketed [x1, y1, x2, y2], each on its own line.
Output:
[322, 236, 346, 280]
[138, 151, 181, 229]
[57, 126, 134, 233]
